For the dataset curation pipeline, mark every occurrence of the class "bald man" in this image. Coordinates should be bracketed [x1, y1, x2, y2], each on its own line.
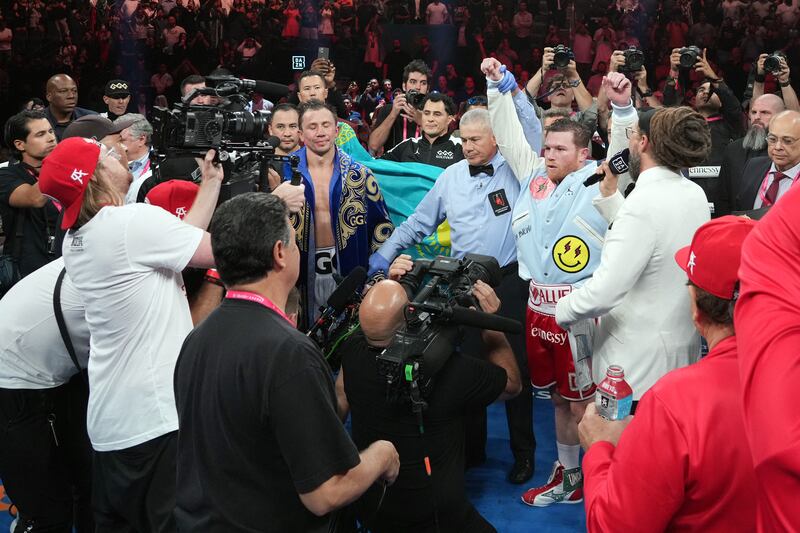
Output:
[716, 94, 785, 216]
[44, 74, 97, 141]
[337, 271, 521, 533]
[724, 109, 800, 214]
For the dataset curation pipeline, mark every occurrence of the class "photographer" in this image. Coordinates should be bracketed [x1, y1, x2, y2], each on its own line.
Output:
[0, 110, 59, 289]
[525, 46, 598, 134]
[368, 60, 432, 155]
[337, 266, 521, 532]
[380, 93, 464, 169]
[752, 52, 800, 111]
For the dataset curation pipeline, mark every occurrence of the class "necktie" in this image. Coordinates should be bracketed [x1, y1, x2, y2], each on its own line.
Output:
[764, 171, 787, 206]
[469, 164, 494, 177]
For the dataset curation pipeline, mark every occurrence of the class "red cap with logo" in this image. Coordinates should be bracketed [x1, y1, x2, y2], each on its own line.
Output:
[674, 215, 757, 299]
[38, 137, 102, 230]
[144, 180, 199, 220]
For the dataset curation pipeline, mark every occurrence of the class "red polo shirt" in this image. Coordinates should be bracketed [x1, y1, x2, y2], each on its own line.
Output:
[583, 336, 757, 532]
[736, 183, 800, 532]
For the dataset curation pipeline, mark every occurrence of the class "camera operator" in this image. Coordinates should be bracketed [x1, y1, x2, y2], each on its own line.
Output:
[174, 193, 400, 532]
[525, 47, 598, 134]
[0, 110, 58, 289]
[752, 52, 800, 112]
[556, 105, 712, 407]
[368, 60, 432, 155]
[380, 93, 464, 169]
[369, 108, 536, 484]
[38, 138, 221, 532]
[180, 74, 217, 105]
[265, 103, 302, 190]
[0, 259, 92, 532]
[336, 270, 521, 532]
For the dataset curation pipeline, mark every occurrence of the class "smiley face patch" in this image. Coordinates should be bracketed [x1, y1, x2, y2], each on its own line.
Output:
[552, 235, 589, 273]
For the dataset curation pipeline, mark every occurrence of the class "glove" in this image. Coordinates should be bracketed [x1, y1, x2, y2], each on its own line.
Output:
[368, 252, 391, 278]
[496, 65, 518, 94]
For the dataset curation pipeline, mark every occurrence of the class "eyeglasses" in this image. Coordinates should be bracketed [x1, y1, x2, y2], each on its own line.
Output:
[766, 135, 798, 147]
[624, 126, 640, 139]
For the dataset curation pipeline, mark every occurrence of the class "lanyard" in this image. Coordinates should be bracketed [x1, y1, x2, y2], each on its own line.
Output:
[758, 166, 800, 204]
[225, 290, 293, 325]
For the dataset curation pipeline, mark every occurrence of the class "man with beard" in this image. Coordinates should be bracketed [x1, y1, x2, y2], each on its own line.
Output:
[484, 61, 629, 506]
[556, 105, 711, 412]
[715, 94, 785, 216]
[727, 110, 800, 214]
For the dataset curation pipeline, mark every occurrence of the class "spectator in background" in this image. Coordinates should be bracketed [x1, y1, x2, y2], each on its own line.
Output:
[282, 0, 301, 39]
[44, 74, 97, 141]
[454, 76, 480, 106]
[573, 22, 594, 81]
[162, 15, 187, 53]
[511, 2, 533, 55]
[151, 63, 175, 97]
[426, 0, 449, 25]
[383, 39, 412, 85]
[119, 114, 155, 203]
[100, 80, 132, 122]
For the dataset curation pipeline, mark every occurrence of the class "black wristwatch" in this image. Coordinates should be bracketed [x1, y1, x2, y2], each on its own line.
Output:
[780, 79, 792, 87]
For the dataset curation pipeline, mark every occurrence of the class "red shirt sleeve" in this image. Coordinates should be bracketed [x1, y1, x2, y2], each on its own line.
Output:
[582, 392, 687, 533]
[735, 184, 800, 531]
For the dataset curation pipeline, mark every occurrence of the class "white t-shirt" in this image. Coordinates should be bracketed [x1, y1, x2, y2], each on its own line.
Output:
[63, 203, 203, 451]
[0, 258, 89, 389]
[426, 2, 448, 24]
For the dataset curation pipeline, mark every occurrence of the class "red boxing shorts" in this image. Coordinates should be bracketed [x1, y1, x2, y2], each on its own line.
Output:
[526, 281, 595, 401]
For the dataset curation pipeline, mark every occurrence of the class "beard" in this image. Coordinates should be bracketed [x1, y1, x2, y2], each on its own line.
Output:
[628, 147, 641, 182]
[742, 125, 768, 151]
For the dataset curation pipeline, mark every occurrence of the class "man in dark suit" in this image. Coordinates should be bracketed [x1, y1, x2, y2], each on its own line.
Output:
[715, 94, 785, 216]
[721, 110, 800, 215]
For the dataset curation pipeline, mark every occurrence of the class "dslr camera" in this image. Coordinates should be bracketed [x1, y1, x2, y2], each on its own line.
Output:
[679, 45, 701, 69]
[404, 89, 426, 109]
[764, 51, 787, 74]
[620, 47, 645, 73]
[551, 45, 575, 69]
[375, 254, 508, 410]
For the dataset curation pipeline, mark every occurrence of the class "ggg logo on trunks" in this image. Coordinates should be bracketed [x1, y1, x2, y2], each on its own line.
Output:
[552, 235, 589, 273]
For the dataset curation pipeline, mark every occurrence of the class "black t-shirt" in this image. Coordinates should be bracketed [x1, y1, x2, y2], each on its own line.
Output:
[174, 298, 360, 533]
[381, 134, 464, 169]
[0, 163, 58, 277]
[374, 105, 420, 153]
[341, 333, 506, 532]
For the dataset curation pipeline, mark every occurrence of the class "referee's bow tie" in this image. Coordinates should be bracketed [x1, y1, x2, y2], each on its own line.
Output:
[469, 164, 494, 176]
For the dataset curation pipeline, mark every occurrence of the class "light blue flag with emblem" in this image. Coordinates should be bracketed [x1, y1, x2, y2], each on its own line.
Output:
[335, 123, 451, 259]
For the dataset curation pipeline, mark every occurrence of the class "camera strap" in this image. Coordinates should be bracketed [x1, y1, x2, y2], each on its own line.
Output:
[53, 267, 87, 385]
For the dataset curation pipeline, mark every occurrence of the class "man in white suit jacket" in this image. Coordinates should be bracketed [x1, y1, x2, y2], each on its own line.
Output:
[556, 74, 712, 405]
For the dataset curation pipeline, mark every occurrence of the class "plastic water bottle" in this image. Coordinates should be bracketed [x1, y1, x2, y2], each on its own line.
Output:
[596, 365, 633, 420]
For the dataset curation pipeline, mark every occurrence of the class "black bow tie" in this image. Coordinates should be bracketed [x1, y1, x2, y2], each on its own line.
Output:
[469, 164, 494, 177]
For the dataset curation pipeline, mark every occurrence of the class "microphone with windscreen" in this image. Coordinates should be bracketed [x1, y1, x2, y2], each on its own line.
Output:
[584, 148, 630, 187]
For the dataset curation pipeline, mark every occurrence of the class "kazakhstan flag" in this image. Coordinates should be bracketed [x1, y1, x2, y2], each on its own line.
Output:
[336, 123, 451, 259]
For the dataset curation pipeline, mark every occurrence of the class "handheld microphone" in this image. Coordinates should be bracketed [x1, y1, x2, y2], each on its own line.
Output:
[584, 148, 630, 187]
[447, 306, 522, 334]
[307, 266, 367, 337]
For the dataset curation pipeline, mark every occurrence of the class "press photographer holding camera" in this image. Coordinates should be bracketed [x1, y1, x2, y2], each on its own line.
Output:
[525, 46, 598, 134]
[752, 51, 800, 111]
[336, 254, 521, 533]
[368, 59, 432, 154]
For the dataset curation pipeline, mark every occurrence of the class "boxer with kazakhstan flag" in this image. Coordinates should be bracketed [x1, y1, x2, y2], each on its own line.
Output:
[481, 57, 630, 507]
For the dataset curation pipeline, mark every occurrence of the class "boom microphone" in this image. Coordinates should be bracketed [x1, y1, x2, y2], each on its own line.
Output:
[447, 306, 522, 334]
[307, 266, 367, 337]
[584, 148, 630, 187]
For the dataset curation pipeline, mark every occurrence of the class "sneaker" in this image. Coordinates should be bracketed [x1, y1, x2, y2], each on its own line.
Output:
[521, 463, 584, 507]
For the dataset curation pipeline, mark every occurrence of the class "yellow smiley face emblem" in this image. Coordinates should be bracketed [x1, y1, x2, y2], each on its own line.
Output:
[552, 235, 590, 273]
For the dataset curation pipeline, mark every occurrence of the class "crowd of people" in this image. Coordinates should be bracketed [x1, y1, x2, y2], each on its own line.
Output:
[1, 0, 800, 532]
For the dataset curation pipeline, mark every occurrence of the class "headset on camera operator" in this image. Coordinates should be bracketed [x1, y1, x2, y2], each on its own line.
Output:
[336, 254, 521, 533]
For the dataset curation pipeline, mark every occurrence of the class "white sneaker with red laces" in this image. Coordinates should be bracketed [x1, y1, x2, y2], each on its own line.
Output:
[521, 461, 584, 507]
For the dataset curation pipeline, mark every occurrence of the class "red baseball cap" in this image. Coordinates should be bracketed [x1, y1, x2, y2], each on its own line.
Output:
[674, 215, 757, 299]
[38, 137, 102, 230]
[144, 180, 199, 219]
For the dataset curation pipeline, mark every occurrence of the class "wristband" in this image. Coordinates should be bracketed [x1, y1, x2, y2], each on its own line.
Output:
[781, 80, 792, 87]
[754, 73, 766, 83]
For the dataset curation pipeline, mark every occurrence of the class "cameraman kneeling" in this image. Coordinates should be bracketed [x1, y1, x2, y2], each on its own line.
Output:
[337, 254, 521, 533]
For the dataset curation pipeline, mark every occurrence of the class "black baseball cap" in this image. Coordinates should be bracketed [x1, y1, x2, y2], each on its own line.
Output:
[105, 79, 131, 98]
